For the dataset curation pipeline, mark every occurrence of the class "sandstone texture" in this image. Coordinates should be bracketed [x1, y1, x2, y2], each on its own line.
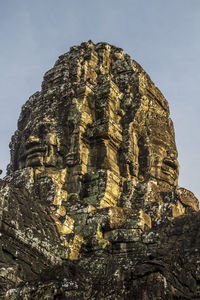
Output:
[0, 41, 200, 299]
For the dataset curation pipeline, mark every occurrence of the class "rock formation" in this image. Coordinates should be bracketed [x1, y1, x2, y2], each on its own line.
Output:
[0, 41, 200, 299]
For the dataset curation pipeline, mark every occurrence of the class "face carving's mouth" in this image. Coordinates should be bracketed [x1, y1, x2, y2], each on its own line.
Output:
[160, 157, 178, 181]
[26, 146, 45, 159]
[162, 158, 177, 171]
[21, 141, 46, 167]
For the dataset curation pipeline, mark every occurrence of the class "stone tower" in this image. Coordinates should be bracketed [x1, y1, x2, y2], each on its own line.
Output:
[0, 41, 199, 299]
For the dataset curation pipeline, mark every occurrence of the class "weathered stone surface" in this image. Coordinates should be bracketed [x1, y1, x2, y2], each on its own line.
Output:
[0, 41, 200, 299]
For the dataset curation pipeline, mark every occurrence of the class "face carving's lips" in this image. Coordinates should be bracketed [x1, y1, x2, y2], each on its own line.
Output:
[23, 143, 46, 167]
[25, 146, 45, 158]
[160, 158, 178, 181]
[163, 158, 177, 170]
[26, 152, 43, 160]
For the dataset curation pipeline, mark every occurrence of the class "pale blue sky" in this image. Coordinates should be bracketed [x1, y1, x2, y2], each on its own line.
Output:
[1, 0, 200, 199]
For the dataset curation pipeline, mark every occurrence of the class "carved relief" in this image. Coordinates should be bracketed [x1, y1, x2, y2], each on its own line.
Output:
[4, 41, 198, 263]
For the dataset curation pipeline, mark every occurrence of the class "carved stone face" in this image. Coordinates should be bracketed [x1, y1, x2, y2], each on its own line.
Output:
[17, 117, 65, 170]
[14, 111, 178, 188]
[147, 116, 179, 186]
[9, 42, 179, 190]
[25, 132, 61, 168]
